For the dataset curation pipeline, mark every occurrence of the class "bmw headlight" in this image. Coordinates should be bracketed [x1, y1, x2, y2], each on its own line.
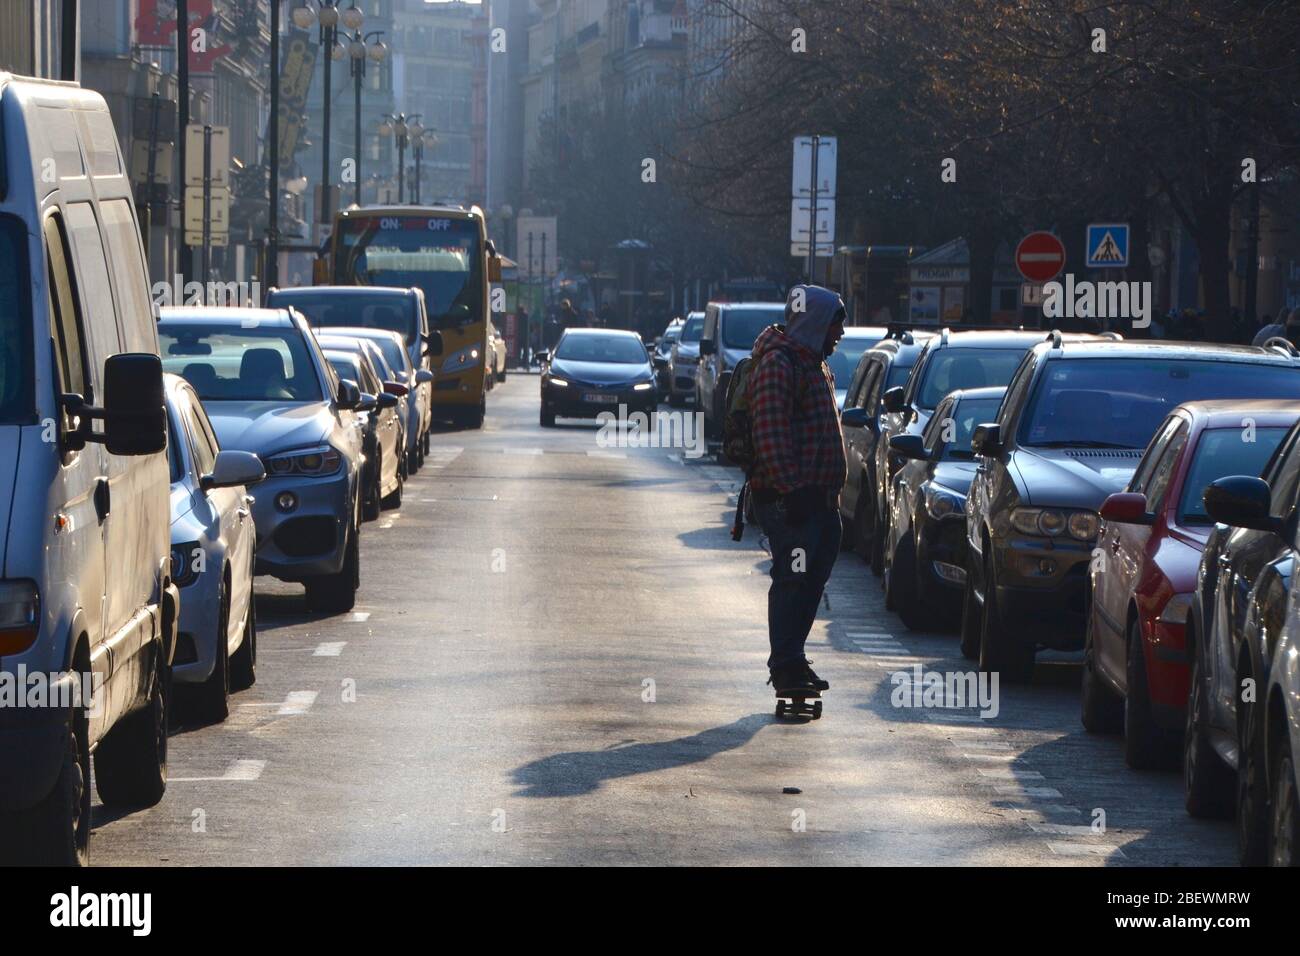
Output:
[264, 445, 342, 477]
[171, 541, 203, 587]
[925, 485, 963, 520]
[1011, 507, 1100, 540]
[1158, 592, 1193, 625]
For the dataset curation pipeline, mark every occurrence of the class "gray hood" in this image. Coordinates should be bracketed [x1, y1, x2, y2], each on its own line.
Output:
[785, 285, 846, 356]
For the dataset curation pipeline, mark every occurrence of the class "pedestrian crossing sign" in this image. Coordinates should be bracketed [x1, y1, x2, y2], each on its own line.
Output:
[1086, 223, 1129, 268]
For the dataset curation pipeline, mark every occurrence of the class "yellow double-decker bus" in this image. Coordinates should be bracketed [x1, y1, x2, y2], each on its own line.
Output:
[318, 204, 501, 428]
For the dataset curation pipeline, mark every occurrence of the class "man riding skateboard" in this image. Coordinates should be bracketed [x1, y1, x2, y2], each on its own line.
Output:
[747, 285, 847, 697]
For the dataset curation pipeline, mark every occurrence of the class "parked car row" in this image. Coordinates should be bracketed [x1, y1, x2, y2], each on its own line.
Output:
[837, 322, 1300, 865]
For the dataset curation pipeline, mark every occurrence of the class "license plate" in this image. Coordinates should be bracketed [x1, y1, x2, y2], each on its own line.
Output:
[583, 393, 618, 404]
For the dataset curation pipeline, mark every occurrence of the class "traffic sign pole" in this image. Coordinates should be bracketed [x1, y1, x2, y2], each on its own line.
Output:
[202, 125, 211, 292]
[807, 134, 819, 282]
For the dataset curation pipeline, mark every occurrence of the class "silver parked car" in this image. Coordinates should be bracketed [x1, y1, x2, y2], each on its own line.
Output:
[158, 307, 366, 614]
[165, 375, 264, 723]
[322, 347, 405, 518]
[668, 311, 703, 406]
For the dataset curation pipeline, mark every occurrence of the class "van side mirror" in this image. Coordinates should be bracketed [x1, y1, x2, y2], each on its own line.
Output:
[383, 380, 410, 398]
[699, 339, 717, 356]
[415, 369, 435, 385]
[889, 434, 929, 461]
[377, 392, 399, 410]
[202, 450, 265, 490]
[356, 392, 378, 413]
[91, 353, 168, 456]
[424, 330, 444, 357]
[1203, 476, 1280, 533]
[337, 379, 362, 410]
[970, 423, 1002, 456]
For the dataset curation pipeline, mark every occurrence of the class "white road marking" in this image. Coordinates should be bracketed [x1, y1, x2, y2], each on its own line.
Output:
[1048, 842, 1126, 858]
[977, 768, 1046, 780]
[1029, 823, 1110, 837]
[277, 691, 318, 715]
[994, 785, 1063, 798]
[960, 751, 1016, 761]
[506, 447, 543, 455]
[587, 450, 627, 459]
[314, 641, 347, 657]
[171, 759, 266, 783]
[348, 612, 370, 622]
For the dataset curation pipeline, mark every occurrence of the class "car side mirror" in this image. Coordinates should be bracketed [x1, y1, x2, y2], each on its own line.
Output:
[424, 330, 444, 357]
[415, 369, 435, 385]
[882, 386, 907, 414]
[653, 356, 669, 370]
[889, 434, 929, 461]
[488, 254, 502, 283]
[840, 406, 868, 428]
[202, 449, 266, 490]
[536, 350, 550, 364]
[357, 391, 378, 413]
[1203, 476, 1280, 534]
[970, 423, 1001, 456]
[383, 380, 410, 398]
[96, 353, 167, 456]
[699, 339, 716, 356]
[337, 378, 362, 410]
[1099, 491, 1153, 525]
[377, 392, 399, 410]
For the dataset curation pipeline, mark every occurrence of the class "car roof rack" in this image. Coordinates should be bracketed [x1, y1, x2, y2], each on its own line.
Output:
[1100, 330, 1124, 341]
[883, 323, 914, 345]
[939, 327, 951, 346]
[1046, 329, 1064, 348]
[1263, 336, 1300, 357]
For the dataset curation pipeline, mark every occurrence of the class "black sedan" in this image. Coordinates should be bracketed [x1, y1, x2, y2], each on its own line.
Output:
[539, 329, 658, 427]
[884, 387, 1006, 631]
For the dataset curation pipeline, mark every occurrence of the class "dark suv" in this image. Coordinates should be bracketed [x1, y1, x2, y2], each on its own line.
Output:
[839, 329, 935, 559]
[871, 328, 1089, 575]
[1185, 418, 1300, 863]
[964, 338, 1300, 682]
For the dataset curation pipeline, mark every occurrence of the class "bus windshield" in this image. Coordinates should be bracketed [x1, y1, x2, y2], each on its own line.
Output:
[337, 215, 481, 330]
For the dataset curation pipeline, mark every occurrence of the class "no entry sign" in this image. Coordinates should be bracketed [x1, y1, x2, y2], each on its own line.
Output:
[1015, 231, 1066, 283]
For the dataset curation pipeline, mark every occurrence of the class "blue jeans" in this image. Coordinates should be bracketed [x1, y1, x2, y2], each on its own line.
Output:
[756, 499, 842, 671]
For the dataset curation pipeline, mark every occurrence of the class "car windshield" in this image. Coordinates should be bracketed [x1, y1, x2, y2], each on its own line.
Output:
[555, 335, 647, 364]
[269, 291, 417, 346]
[679, 316, 704, 343]
[0, 215, 33, 424]
[1022, 359, 1300, 449]
[326, 355, 361, 383]
[828, 336, 882, 384]
[327, 333, 408, 375]
[917, 348, 1026, 410]
[722, 309, 780, 350]
[1178, 426, 1290, 525]
[941, 397, 1005, 460]
[158, 323, 324, 402]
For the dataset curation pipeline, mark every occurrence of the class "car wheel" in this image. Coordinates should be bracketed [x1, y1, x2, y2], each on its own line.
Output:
[190, 582, 231, 723]
[959, 558, 982, 661]
[229, 594, 257, 692]
[1080, 612, 1123, 733]
[1271, 737, 1300, 866]
[95, 648, 168, 808]
[978, 552, 1035, 683]
[304, 522, 360, 614]
[362, 452, 382, 522]
[540, 403, 556, 428]
[422, 430, 431, 456]
[465, 396, 486, 430]
[382, 469, 404, 509]
[894, 532, 931, 632]
[1123, 617, 1180, 768]
[1237, 668, 1270, 866]
[1184, 633, 1235, 817]
[869, 499, 886, 577]
[0, 708, 90, 866]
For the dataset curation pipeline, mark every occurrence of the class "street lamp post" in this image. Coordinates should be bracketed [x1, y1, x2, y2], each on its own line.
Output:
[293, 2, 357, 231]
[349, 30, 387, 206]
[412, 129, 438, 205]
[379, 113, 422, 204]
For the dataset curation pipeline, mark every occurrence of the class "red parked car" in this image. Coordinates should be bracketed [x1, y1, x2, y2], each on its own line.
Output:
[1082, 400, 1300, 769]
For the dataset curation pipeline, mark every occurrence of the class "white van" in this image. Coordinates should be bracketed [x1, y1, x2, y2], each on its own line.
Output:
[0, 73, 174, 865]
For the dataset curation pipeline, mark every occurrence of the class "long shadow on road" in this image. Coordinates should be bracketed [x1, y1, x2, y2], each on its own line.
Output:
[511, 713, 768, 798]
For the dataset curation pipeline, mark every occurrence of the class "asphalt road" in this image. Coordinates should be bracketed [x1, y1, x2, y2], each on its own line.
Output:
[91, 373, 1237, 866]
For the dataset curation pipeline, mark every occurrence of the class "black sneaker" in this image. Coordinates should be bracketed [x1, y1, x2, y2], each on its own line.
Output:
[803, 659, 830, 691]
[768, 663, 817, 695]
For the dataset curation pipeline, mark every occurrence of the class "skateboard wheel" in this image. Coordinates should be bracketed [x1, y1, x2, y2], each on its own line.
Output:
[813, 701, 823, 719]
[776, 701, 786, 718]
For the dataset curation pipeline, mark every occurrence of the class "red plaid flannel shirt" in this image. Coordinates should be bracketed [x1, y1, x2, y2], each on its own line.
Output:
[746, 327, 847, 496]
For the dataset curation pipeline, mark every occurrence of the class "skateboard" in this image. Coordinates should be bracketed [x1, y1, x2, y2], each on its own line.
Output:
[774, 690, 823, 720]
